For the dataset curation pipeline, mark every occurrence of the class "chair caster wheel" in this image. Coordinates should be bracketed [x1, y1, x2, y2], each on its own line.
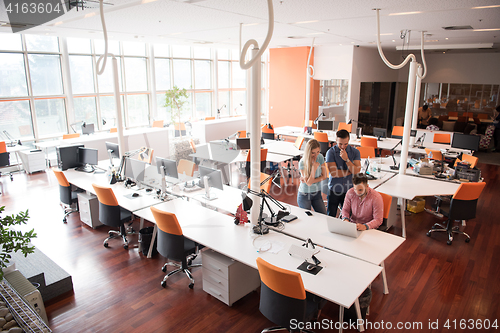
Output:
[189, 283, 194, 289]
[104, 242, 109, 248]
[465, 238, 470, 243]
[123, 244, 128, 250]
[63, 218, 67, 223]
[187, 259, 192, 266]
[161, 281, 166, 288]
[426, 232, 431, 237]
[447, 240, 452, 245]
[161, 266, 166, 273]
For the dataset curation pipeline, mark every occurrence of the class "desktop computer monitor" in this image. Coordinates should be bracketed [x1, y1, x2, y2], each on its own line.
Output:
[236, 138, 251, 150]
[77, 147, 98, 172]
[82, 123, 95, 135]
[124, 158, 146, 183]
[451, 133, 480, 151]
[56, 144, 84, 170]
[317, 120, 334, 131]
[155, 157, 178, 178]
[198, 166, 223, 190]
[105, 142, 120, 159]
[373, 127, 387, 140]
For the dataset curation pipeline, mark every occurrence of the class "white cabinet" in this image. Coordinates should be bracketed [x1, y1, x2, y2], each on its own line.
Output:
[18, 150, 45, 174]
[77, 192, 102, 229]
[202, 249, 260, 306]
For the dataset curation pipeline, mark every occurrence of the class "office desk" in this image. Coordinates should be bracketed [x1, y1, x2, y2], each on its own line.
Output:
[276, 204, 405, 294]
[274, 126, 358, 143]
[375, 174, 460, 238]
[135, 202, 382, 331]
[263, 140, 304, 157]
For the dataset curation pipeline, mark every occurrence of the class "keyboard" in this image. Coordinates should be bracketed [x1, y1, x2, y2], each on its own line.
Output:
[183, 185, 202, 192]
[288, 244, 318, 260]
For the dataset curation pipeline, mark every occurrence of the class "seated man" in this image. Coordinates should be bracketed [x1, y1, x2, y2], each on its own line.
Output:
[341, 173, 383, 230]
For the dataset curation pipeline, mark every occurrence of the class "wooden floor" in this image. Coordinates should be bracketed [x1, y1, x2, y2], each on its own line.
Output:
[1, 161, 499, 333]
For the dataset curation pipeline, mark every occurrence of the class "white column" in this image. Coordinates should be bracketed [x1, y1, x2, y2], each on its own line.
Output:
[399, 61, 418, 175]
[112, 57, 126, 155]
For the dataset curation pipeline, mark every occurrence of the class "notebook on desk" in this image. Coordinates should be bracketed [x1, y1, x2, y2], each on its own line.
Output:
[327, 219, 361, 238]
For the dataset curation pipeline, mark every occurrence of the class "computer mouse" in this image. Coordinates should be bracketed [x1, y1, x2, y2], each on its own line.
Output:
[146, 188, 152, 192]
[306, 264, 315, 271]
[132, 193, 139, 197]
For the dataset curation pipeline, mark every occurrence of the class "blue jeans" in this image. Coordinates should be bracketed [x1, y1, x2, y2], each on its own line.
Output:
[297, 191, 327, 214]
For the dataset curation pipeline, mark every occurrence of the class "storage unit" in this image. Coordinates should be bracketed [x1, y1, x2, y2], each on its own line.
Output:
[77, 192, 102, 229]
[18, 150, 45, 174]
[202, 249, 260, 306]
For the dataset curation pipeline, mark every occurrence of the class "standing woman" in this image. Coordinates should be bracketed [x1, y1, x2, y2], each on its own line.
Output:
[297, 139, 328, 214]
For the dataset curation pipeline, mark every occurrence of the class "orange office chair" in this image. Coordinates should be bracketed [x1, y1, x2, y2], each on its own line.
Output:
[174, 123, 186, 137]
[433, 133, 451, 144]
[378, 192, 392, 232]
[302, 120, 313, 128]
[63, 133, 80, 139]
[92, 184, 133, 249]
[356, 146, 376, 159]
[391, 126, 404, 139]
[237, 130, 247, 138]
[477, 113, 488, 120]
[337, 122, 352, 133]
[360, 137, 378, 148]
[189, 139, 196, 153]
[256, 257, 325, 332]
[313, 132, 329, 156]
[150, 206, 201, 288]
[427, 182, 486, 245]
[110, 127, 117, 133]
[177, 159, 195, 177]
[424, 148, 443, 161]
[245, 149, 268, 179]
[137, 148, 154, 164]
[53, 169, 80, 223]
[152, 120, 164, 128]
[248, 172, 272, 193]
[447, 111, 458, 117]
[204, 117, 215, 121]
[262, 124, 275, 140]
[0, 141, 13, 182]
[454, 154, 478, 168]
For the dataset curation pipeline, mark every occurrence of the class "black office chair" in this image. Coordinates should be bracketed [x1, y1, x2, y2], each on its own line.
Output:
[0, 141, 13, 184]
[426, 182, 486, 245]
[150, 206, 201, 289]
[92, 184, 134, 249]
[53, 169, 79, 223]
[256, 257, 326, 333]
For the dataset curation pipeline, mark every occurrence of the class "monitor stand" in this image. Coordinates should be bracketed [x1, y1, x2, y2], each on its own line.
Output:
[76, 164, 95, 173]
[202, 176, 217, 201]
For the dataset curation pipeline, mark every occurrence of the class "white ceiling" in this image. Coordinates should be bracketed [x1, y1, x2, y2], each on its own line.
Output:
[1, 0, 499, 52]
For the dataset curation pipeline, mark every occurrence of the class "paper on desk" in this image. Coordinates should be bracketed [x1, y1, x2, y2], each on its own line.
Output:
[254, 239, 285, 254]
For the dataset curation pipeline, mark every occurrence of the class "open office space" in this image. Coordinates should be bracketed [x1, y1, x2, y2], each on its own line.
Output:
[1, 1, 499, 332]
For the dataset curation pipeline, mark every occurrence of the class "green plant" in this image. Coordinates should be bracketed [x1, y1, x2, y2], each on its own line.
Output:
[0, 206, 37, 280]
[164, 86, 188, 138]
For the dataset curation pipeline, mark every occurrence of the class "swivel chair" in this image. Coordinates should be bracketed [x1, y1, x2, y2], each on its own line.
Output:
[177, 159, 195, 177]
[152, 120, 164, 128]
[360, 136, 378, 148]
[150, 206, 201, 289]
[378, 192, 392, 232]
[454, 154, 478, 168]
[245, 149, 268, 179]
[53, 169, 79, 223]
[337, 122, 352, 133]
[256, 257, 325, 333]
[248, 172, 273, 193]
[313, 132, 329, 157]
[92, 184, 133, 249]
[391, 126, 404, 139]
[426, 182, 486, 245]
[63, 133, 80, 139]
[262, 124, 275, 140]
[0, 141, 13, 182]
[356, 146, 376, 159]
[433, 133, 451, 144]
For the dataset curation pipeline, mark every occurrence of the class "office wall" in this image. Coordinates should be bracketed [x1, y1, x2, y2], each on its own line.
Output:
[398, 52, 500, 84]
[313, 45, 353, 80]
[269, 46, 313, 128]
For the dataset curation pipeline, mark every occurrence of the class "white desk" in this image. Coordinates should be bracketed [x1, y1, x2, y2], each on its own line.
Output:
[375, 174, 460, 238]
[263, 140, 304, 157]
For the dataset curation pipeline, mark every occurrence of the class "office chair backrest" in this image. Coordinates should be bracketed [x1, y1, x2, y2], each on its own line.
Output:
[261, 124, 275, 140]
[92, 183, 121, 228]
[433, 133, 451, 144]
[294, 136, 305, 150]
[256, 257, 307, 329]
[110, 127, 117, 133]
[248, 172, 272, 193]
[152, 120, 164, 128]
[357, 146, 376, 159]
[137, 148, 154, 164]
[454, 154, 478, 168]
[0, 141, 6, 154]
[391, 126, 404, 138]
[175, 123, 186, 131]
[246, 149, 268, 162]
[204, 117, 215, 121]
[189, 139, 196, 153]
[53, 169, 73, 205]
[448, 111, 458, 117]
[313, 132, 328, 143]
[360, 136, 378, 148]
[237, 130, 247, 138]
[337, 122, 352, 133]
[177, 159, 195, 177]
[424, 148, 443, 161]
[63, 133, 80, 139]
[302, 120, 313, 128]
[477, 113, 488, 119]
[379, 192, 392, 220]
[448, 182, 486, 221]
[457, 116, 467, 122]
[150, 207, 187, 262]
[53, 169, 70, 187]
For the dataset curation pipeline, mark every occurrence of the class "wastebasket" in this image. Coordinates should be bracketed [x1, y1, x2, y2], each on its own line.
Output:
[343, 287, 372, 326]
[139, 227, 157, 256]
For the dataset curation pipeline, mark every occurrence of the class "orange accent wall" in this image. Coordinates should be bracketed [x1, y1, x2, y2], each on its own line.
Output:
[269, 47, 315, 128]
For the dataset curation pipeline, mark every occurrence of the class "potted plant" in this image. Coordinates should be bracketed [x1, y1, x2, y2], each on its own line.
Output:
[0, 206, 37, 280]
[164, 86, 189, 140]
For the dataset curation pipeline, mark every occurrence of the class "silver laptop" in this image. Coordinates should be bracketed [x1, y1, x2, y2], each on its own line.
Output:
[327, 219, 361, 238]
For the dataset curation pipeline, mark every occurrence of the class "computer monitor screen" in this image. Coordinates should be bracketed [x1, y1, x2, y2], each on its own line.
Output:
[124, 158, 146, 183]
[105, 142, 120, 159]
[236, 138, 251, 150]
[56, 144, 84, 170]
[373, 127, 387, 139]
[451, 133, 480, 151]
[82, 123, 95, 135]
[317, 120, 334, 131]
[155, 157, 178, 178]
[78, 147, 98, 166]
[198, 166, 223, 190]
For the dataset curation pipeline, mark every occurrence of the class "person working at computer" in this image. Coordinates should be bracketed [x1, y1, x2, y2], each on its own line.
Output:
[418, 105, 432, 127]
[341, 173, 383, 231]
[298, 139, 328, 214]
[325, 129, 361, 217]
[426, 117, 440, 131]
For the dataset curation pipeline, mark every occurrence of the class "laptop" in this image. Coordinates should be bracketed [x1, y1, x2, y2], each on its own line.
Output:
[327, 219, 361, 238]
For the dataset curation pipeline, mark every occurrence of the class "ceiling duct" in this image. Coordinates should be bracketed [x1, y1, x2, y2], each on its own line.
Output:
[442, 25, 473, 31]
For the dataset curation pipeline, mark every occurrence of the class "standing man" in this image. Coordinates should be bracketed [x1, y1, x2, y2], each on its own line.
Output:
[325, 129, 361, 217]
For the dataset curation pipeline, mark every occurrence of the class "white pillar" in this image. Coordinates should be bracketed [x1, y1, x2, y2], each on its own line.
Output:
[410, 65, 423, 146]
[113, 57, 126, 156]
[399, 61, 418, 175]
